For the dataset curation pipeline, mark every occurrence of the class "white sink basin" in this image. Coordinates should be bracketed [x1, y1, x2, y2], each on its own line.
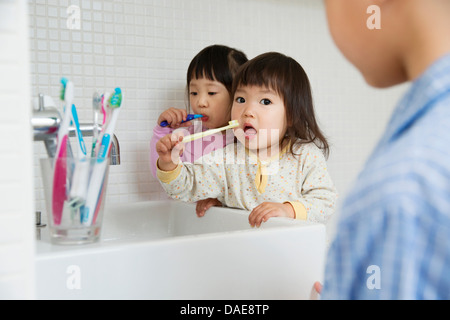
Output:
[35, 200, 326, 300]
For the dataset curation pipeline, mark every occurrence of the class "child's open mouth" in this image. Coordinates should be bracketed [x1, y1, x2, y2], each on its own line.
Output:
[244, 124, 257, 140]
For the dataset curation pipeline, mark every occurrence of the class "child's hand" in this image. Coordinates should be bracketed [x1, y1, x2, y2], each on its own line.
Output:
[248, 202, 295, 228]
[314, 282, 323, 294]
[156, 133, 184, 172]
[157, 108, 192, 128]
[196, 198, 222, 217]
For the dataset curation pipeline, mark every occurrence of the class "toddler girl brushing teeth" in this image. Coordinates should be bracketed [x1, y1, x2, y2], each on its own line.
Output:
[156, 52, 338, 226]
[150, 45, 248, 176]
[150, 45, 248, 216]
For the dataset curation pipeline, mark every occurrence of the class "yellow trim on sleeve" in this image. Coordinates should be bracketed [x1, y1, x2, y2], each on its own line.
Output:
[285, 201, 307, 221]
[156, 160, 182, 184]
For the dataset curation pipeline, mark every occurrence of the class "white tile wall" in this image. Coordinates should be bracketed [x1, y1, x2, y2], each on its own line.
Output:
[29, 0, 407, 237]
[0, 0, 35, 299]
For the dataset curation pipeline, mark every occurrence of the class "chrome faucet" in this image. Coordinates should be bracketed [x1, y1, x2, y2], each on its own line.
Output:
[32, 93, 120, 165]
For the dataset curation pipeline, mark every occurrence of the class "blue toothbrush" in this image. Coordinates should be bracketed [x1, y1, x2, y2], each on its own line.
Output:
[81, 88, 123, 226]
[160, 114, 203, 127]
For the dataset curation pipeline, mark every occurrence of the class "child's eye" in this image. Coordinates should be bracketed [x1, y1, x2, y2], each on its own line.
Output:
[260, 99, 272, 106]
[190, 92, 198, 96]
[208, 92, 217, 96]
[235, 97, 245, 103]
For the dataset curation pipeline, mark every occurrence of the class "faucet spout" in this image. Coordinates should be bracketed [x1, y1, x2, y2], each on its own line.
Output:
[32, 95, 121, 165]
[110, 134, 120, 165]
[68, 124, 121, 165]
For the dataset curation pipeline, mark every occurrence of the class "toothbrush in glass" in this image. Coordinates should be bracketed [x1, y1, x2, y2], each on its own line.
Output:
[68, 104, 89, 210]
[182, 120, 239, 143]
[70, 104, 87, 157]
[52, 78, 74, 225]
[93, 92, 110, 157]
[81, 88, 123, 226]
[90, 92, 102, 157]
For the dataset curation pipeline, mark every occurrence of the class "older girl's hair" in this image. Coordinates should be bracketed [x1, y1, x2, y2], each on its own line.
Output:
[232, 52, 330, 158]
[187, 45, 248, 94]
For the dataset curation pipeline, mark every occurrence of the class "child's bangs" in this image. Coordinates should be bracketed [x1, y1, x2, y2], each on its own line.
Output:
[233, 60, 285, 98]
[188, 60, 217, 82]
[187, 50, 232, 87]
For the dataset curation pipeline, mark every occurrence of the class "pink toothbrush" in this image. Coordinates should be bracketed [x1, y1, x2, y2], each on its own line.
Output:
[52, 78, 74, 225]
[93, 93, 109, 157]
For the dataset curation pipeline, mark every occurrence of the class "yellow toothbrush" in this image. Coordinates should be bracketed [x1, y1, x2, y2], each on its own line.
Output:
[182, 120, 239, 143]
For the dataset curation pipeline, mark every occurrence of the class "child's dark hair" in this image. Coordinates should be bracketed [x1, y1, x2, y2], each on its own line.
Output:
[232, 52, 330, 158]
[187, 45, 248, 94]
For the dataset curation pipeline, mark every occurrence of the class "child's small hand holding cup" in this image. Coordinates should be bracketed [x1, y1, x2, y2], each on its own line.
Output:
[156, 132, 185, 172]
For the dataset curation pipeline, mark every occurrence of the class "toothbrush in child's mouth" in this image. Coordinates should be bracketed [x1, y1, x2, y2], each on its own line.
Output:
[160, 114, 204, 127]
[182, 120, 239, 143]
[243, 123, 258, 140]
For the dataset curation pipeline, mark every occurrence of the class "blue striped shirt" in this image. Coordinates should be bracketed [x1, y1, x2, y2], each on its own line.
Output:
[321, 54, 450, 300]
